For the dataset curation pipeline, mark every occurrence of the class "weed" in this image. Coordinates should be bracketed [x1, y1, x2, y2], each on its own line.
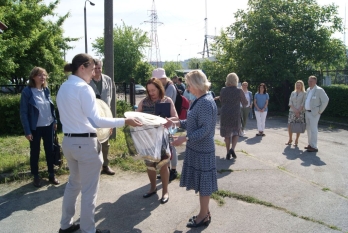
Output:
[322, 187, 330, 192]
[214, 139, 225, 147]
[217, 169, 233, 174]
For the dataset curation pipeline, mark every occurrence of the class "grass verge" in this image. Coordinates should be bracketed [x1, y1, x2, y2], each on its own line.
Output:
[212, 189, 342, 231]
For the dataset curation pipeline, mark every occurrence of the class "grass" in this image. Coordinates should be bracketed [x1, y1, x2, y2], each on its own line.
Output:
[0, 127, 147, 183]
[214, 139, 225, 147]
[211, 189, 342, 232]
[322, 187, 331, 192]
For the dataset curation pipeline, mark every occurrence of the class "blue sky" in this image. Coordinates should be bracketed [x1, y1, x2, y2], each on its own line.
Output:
[44, 0, 347, 63]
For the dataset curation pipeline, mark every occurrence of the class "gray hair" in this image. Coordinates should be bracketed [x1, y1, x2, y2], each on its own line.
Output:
[185, 70, 210, 92]
[225, 73, 239, 86]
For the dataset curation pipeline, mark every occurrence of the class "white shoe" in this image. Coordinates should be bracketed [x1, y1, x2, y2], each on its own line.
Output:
[242, 130, 245, 136]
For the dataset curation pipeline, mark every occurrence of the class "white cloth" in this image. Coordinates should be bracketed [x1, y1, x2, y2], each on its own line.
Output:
[305, 88, 314, 110]
[305, 111, 320, 149]
[57, 75, 124, 133]
[255, 111, 267, 132]
[240, 91, 250, 107]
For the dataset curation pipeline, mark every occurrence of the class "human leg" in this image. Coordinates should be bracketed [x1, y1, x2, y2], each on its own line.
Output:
[29, 128, 42, 178]
[307, 112, 320, 149]
[187, 195, 210, 227]
[305, 112, 311, 147]
[224, 136, 231, 159]
[241, 107, 250, 131]
[254, 111, 262, 134]
[294, 133, 300, 146]
[169, 146, 178, 181]
[146, 169, 157, 193]
[286, 124, 293, 144]
[77, 138, 103, 233]
[260, 111, 267, 133]
[160, 163, 169, 202]
[60, 137, 82, 230]
[101, 139, 115, 175]
[42, 123, 55, 177]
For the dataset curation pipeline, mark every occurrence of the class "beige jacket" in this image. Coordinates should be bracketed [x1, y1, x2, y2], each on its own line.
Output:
[305, 85, 329, 116]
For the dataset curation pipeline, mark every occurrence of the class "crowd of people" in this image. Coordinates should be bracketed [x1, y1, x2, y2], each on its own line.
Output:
[19, 54, 329, 232]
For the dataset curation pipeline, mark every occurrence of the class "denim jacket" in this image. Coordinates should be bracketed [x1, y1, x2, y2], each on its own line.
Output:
[20, 86, 57, 135]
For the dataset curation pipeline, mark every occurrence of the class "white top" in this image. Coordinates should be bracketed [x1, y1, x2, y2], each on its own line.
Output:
[240, 91, 250, 107]
[57, 75, 124, 133]
[305, 88, 314, 110]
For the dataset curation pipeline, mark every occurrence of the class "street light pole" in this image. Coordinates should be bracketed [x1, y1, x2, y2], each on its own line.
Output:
[84, 0, 95, 54]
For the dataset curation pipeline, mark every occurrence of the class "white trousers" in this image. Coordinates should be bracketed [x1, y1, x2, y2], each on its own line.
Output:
[305, 111, 321, 149]
[60, 137, 103, 233]
[255, 111, 267, 132]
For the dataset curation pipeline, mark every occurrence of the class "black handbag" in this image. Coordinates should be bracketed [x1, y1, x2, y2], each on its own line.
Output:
[53, 131, 63, 167]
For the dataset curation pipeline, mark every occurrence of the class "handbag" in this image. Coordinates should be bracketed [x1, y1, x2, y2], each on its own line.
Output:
[53, 131, 63, 167]
[290, 122, 306, 133]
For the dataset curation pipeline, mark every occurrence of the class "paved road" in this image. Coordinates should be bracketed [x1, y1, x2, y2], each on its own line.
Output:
[0, 116, 347, 233]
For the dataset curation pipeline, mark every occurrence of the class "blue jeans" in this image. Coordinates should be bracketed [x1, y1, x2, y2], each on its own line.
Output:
[29, 123, 54, 177]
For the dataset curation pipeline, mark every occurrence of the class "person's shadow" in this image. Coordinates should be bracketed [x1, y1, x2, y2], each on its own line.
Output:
[244, 135, 263, 145]
[282, 145, 326, 167]
[0, 181, 64, 221]
[94, 183, 161, 232]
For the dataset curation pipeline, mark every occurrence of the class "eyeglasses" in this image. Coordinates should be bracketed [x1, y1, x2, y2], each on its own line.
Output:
[37, 74, 47, 77]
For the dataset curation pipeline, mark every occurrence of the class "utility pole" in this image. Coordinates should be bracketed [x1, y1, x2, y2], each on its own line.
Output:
[202, 0, 209, 58]
[104, 0, 116, 139]
[145, 0, 163, 68]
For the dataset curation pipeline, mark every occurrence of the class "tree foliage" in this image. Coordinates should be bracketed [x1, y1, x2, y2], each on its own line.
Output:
[0, 0, 77, 85]
[188, 58, 202, 69]
[92, 23, 150, 83]
[163, 61, 182, 78]
[212, 0, 346, 84]
[133, 61, 154, 85]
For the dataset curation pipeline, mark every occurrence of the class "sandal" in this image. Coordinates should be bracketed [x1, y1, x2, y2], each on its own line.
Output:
[190, 212, 211, 224]
[285, 140, 292, 145]
[186, 214, 210, 228]
[293, 140, 298, 146]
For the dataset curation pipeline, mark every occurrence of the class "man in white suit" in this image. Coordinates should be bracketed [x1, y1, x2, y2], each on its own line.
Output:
[89, 59, 115, 175]
[304, 76, 329, 152]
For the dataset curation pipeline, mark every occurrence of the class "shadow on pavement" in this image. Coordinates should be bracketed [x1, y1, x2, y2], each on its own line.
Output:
[282, 145, 326, 167]
[94, 183, 161, 232]
[0, 181, 64, 221]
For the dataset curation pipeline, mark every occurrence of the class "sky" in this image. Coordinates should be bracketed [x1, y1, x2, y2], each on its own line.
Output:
[44, 0, 347, 63]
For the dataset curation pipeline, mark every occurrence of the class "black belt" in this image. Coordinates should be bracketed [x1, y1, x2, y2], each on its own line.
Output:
[306, 110, 311, 112]
[64, 133, 97, 137]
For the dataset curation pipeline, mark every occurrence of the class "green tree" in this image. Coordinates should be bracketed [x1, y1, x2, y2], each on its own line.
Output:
[92, 23, 150, 83]
[0, 0, 77, 86]
[133, 61, 154, 85]
[163, 61, 182, 78]
[218, 0, 346, 84]
[188, 58, 202, 69]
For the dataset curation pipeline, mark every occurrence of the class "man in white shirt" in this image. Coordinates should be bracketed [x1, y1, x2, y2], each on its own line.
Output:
[57, 54, 141, 233]
[304, 76, 329, 152]
[89, 59, 115, 175]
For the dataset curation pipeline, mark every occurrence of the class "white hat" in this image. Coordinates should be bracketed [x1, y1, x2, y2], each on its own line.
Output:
[152, 68, 167, 79]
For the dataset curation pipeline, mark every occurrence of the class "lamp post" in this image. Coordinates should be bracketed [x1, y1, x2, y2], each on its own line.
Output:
[84, 0, 95, 53]
[177, 54, 180, 66]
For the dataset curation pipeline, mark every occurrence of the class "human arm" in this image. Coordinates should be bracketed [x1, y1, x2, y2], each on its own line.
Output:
[318, 88, 329, 114]
[240, 89, 248, 108]
[19, 89, 32, 137]
[166, 84, 177, 103]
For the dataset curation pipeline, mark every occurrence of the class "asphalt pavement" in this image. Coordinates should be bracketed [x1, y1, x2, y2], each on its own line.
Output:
[0, 116, 347, 233]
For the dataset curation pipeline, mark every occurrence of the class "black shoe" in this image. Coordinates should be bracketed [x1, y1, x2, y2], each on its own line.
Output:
[59, 224, 80, 233]
[160, 196, 169, 204]
[49, 176, 60, 185]
[186, 214, 210, 228]
[143, 188, 157, 198]
[169, 170, 178, 181]
[96, 229, 110, 233]
[156, 175, 161, 179]
[229, 149, 237, 159]
[33, 177, 42, 187]
[226, 153, 231, 160]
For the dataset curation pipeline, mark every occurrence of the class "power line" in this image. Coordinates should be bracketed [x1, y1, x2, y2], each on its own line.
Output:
[144, 0, 163, 67]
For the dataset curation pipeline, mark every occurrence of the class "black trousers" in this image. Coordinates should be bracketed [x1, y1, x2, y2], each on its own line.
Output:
[29, 122, 54, 176]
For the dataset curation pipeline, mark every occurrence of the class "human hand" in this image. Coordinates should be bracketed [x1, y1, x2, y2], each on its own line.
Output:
[53, 123, 57, 131]
[125, 118, 143, 127]
[171, 136, 186, 147]
[25, 134, 33, 141]
[163, 117, 174, 129]
[109, 128, 113, 135]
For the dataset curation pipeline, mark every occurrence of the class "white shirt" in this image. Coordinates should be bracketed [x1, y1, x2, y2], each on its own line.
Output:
[305, 87, 314, 110]
[240, 90, 250, 107]
[57, 75, 124, 133]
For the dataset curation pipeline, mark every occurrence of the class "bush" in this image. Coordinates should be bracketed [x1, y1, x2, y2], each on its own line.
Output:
[322, 85, 348, 118]
[0, 94, 22, 135]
